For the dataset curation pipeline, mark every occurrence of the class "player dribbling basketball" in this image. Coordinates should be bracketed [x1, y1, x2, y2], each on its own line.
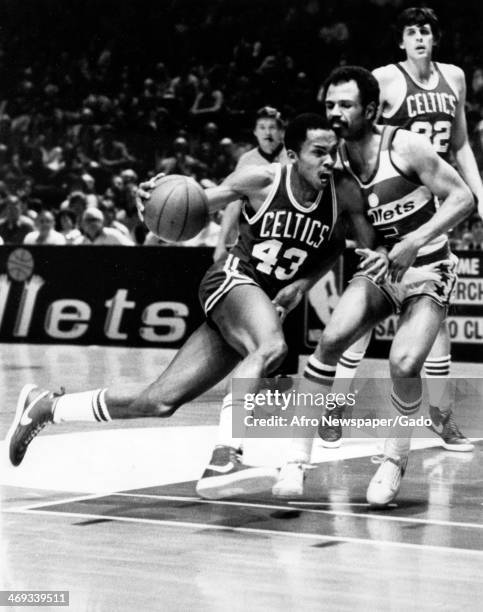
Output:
[6, 113, 374, 500]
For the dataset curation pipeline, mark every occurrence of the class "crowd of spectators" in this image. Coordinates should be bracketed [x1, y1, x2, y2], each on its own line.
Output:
[0, 0, 482, 248]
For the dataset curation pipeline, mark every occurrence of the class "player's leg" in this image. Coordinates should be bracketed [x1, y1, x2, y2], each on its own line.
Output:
[367, 296, 444, 506]
[7, 322, 240, 466]
[197, 284, 287, 498]
[319, 329, 373, 447]
[274, 277, 393, 496]
[424, 321, 473, 451]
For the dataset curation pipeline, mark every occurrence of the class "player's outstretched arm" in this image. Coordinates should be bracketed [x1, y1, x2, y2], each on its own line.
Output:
[204, 164, 274, 213]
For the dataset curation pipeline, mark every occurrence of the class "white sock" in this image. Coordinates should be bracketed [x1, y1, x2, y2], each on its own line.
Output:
[217, 393, 242, 450]
[53, 389, 111, 423]
[285, 356, 336, 463]
[384, 436, 411, 459]
[424, 354, 451, 411]
[334, 349, 365, 394]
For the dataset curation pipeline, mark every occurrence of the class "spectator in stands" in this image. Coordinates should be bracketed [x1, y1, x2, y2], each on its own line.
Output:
[465, 218, 483, 250]
[23, 210, 66, 245]
[190, 77, 224, 128]
[74, 208, 133, 245]
[60, 191, 88, 227]
[170, 65, 200, 115]
[100, 198, 131, 238]
[81, 173, 100, 208]
[57, 209, 82, 244]
[0, 195, 34, 244]
[212, 137, 237, 181]
[156, 136, 204, 180]
[93, 125, 137, 177]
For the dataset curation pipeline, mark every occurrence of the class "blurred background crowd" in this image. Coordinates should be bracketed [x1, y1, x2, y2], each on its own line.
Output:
[0, 0, 482, 248]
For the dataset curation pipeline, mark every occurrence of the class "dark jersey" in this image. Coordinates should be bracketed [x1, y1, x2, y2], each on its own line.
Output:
[228, 163, 340, 296]
[381, 62, 458, 161]
[339, 126, 447, 259]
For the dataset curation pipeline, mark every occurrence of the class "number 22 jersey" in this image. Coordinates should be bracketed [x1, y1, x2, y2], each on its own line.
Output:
[381, 62, 458, 161]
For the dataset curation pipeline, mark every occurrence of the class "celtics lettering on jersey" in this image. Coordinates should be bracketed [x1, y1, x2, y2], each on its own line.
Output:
[383, 63, 458, 160]
[231, 163, 337, 292]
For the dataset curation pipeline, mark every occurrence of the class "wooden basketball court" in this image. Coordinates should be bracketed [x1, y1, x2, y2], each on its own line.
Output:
[1, 344, 482, 611]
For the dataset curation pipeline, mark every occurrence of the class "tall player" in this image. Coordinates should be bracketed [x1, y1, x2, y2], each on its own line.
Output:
[321, 7, 483, 451]
[6, 114, 369, 500]
[274, 66, 473, 505]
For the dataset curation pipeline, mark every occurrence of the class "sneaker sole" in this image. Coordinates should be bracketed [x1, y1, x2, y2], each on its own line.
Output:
[272, 484, 304, 498]
[196, 467, 279, 500]
[319, 438, 342, 449]
[5, 383, 38, 467]
[440, 441, 475, 452]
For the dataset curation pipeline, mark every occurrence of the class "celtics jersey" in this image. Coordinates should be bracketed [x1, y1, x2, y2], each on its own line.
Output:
[382, 62, 458, 161]
[230, 163, 339, 295]
[339, 126, 447, 257]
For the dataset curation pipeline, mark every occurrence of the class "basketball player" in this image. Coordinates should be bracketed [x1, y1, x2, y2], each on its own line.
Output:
[322, 7, 483, 451]
[274, 66, 473, 505]
[7, 114, 371, 500]
[213, 106, 298, 377]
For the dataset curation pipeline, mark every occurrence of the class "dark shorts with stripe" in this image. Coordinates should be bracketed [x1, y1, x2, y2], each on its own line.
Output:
[199, 253, 261, 315]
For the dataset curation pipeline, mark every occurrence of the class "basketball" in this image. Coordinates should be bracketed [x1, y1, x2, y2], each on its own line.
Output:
[143, 175, 209, 242]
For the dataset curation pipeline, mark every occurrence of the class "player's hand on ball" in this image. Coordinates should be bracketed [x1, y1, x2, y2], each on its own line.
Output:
[136, 173, 166, 221]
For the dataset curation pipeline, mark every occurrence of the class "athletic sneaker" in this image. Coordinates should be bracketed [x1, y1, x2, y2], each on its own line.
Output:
[272, 462, 305, 498]
[196, 445, 278, 500]
[428, 406, 474, 452]
[318, 405, 345, 448]
[366, 454, 408, 506]
[6, 384, 61, 467]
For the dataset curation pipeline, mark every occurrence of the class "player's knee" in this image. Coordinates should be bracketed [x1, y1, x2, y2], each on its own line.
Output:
[390, 353, 423, 379]
[257, 336, 288, 369]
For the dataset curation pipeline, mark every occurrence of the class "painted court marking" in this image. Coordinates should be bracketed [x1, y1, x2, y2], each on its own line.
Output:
[8, 506, 483, 557]
[12, 491, 483, 532]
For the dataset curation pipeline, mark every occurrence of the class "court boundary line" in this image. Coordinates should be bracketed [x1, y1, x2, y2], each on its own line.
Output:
[11, 491, 483, 531]
[111, 492, 483, 530]
[7, 506, 483, 556]
[7, 492, 108, 512]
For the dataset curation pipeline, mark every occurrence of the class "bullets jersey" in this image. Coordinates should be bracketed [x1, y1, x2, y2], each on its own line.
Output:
[382, 62, 458, 161]
[339, 126, 447, 258]
[200, 163, 341, 313]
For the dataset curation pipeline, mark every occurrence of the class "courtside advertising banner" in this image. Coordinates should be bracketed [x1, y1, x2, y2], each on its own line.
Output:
[0, 245, 305, 350]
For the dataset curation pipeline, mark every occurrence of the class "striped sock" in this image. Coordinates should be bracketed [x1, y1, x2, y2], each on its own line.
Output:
[424, 354, 451, 411]
[336, 350, 366, 378]
[390, 387, 422, 416]
[304, 355, 336, 384]
[53, 389, 111, 423]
